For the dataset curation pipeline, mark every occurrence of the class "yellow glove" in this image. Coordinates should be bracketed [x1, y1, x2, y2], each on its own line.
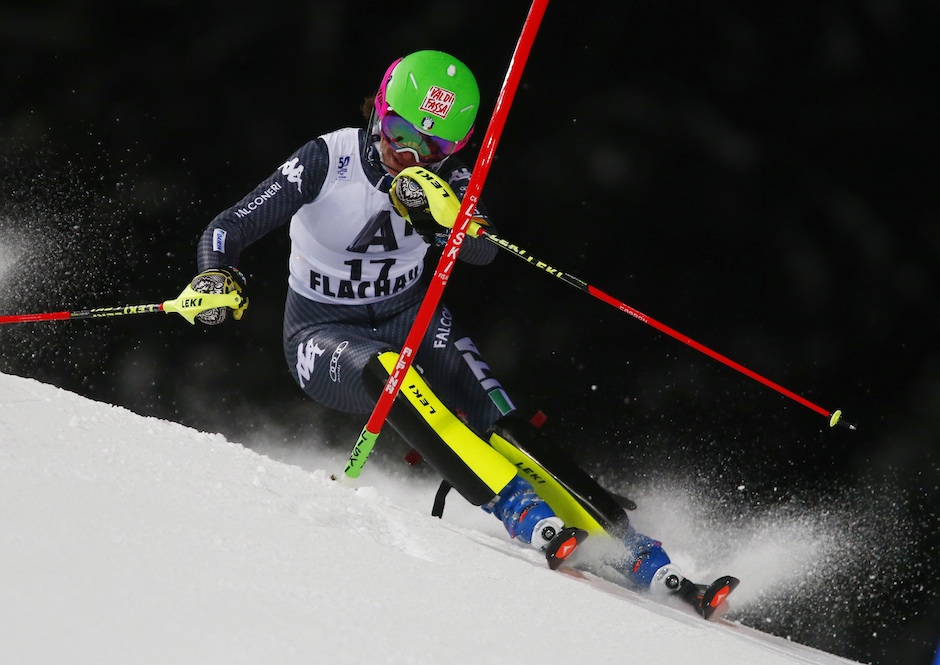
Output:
[188, 267, 249, 325]
[390, 166, 463, 242]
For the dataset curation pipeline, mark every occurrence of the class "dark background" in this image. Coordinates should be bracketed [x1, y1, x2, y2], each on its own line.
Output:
[1, 2, 937, 663]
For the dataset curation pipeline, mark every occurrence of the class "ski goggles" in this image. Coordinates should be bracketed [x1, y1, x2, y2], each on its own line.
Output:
[379, 112, 464, 163]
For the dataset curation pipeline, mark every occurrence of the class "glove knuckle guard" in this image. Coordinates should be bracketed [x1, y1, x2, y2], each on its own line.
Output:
[390, 166, 463, 244]
[190, 267, 248, 325]
[393, 175, 428, 212]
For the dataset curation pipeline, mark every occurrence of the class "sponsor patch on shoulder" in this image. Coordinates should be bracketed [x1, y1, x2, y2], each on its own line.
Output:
[337, 155, 351, 181]
[212, 228, 227, 253]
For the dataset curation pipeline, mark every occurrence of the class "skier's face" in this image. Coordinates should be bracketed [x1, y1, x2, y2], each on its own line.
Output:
[379, 136, 421, 174]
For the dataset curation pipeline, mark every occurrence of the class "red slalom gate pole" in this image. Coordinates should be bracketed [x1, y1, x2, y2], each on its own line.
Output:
[343, 0, 551, 479]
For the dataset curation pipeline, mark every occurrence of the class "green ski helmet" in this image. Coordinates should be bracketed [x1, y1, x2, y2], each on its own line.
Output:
[374, 50, 479, 162]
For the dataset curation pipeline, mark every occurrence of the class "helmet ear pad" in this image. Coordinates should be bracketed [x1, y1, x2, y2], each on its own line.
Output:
[452, 126, 473, 154]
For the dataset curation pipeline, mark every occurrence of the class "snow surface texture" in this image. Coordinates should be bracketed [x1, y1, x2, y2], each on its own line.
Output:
[0, 372, 866, 665]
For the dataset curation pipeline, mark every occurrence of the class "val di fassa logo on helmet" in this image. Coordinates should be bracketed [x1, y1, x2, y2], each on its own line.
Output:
[419, 85, 457, 124]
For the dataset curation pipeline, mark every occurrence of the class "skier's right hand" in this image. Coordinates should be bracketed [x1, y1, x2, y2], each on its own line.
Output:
[188, 266, 249, 325]
[390, 167, 460, 243]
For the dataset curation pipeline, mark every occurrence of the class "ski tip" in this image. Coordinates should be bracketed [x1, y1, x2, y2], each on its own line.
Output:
[700, 576, 740, 621]
[612, 491, 638, 511]
[546, 527, 588, 571]
[829, 409, 858, 430]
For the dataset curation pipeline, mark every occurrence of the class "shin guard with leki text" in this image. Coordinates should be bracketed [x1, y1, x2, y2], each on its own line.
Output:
[363, 352, 516, 507]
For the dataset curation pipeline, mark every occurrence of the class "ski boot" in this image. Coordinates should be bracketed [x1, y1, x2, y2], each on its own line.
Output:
[484, 476, 588, 570]
[619, 530, 739, 620]
[652, 565, 740, 620]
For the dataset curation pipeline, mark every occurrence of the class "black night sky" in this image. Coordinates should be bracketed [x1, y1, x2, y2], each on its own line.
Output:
[1, 3, 938, 664]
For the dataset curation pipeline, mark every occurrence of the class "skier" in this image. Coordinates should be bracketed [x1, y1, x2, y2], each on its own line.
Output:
[184, 49, 730, 615]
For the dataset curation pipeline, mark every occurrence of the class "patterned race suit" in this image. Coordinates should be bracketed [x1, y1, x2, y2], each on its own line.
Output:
[197, 127, 514, 437]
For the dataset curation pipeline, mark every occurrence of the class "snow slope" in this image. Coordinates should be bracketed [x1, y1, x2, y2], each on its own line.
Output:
[0, 372, 861, 665]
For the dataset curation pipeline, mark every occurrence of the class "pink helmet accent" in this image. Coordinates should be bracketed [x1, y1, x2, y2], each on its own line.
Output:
[373, 57, 402, 120]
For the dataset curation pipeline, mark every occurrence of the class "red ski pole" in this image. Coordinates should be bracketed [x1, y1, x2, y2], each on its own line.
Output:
[343, 0, 551, 479]
[466, 224, 856, 430]
[0, 289, 244, 326]
[0, 306, 161, 324]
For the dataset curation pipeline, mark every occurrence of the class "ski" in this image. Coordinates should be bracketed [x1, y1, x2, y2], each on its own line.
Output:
[680, 575, 740, 620]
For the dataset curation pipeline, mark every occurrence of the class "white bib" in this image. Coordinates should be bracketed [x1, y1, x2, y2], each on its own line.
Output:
[288, 129, 427, 305]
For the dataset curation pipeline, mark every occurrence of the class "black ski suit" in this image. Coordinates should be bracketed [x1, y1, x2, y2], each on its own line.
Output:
[197, 127, 513, 438]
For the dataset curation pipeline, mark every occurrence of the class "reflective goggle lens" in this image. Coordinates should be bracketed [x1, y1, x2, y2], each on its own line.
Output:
[380, 113, 460, 163]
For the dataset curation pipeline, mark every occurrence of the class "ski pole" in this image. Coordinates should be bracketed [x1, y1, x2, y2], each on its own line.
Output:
[0, 284, 244, 326]
[465, 222, 856, 430]
[342, 0, 551, 479]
